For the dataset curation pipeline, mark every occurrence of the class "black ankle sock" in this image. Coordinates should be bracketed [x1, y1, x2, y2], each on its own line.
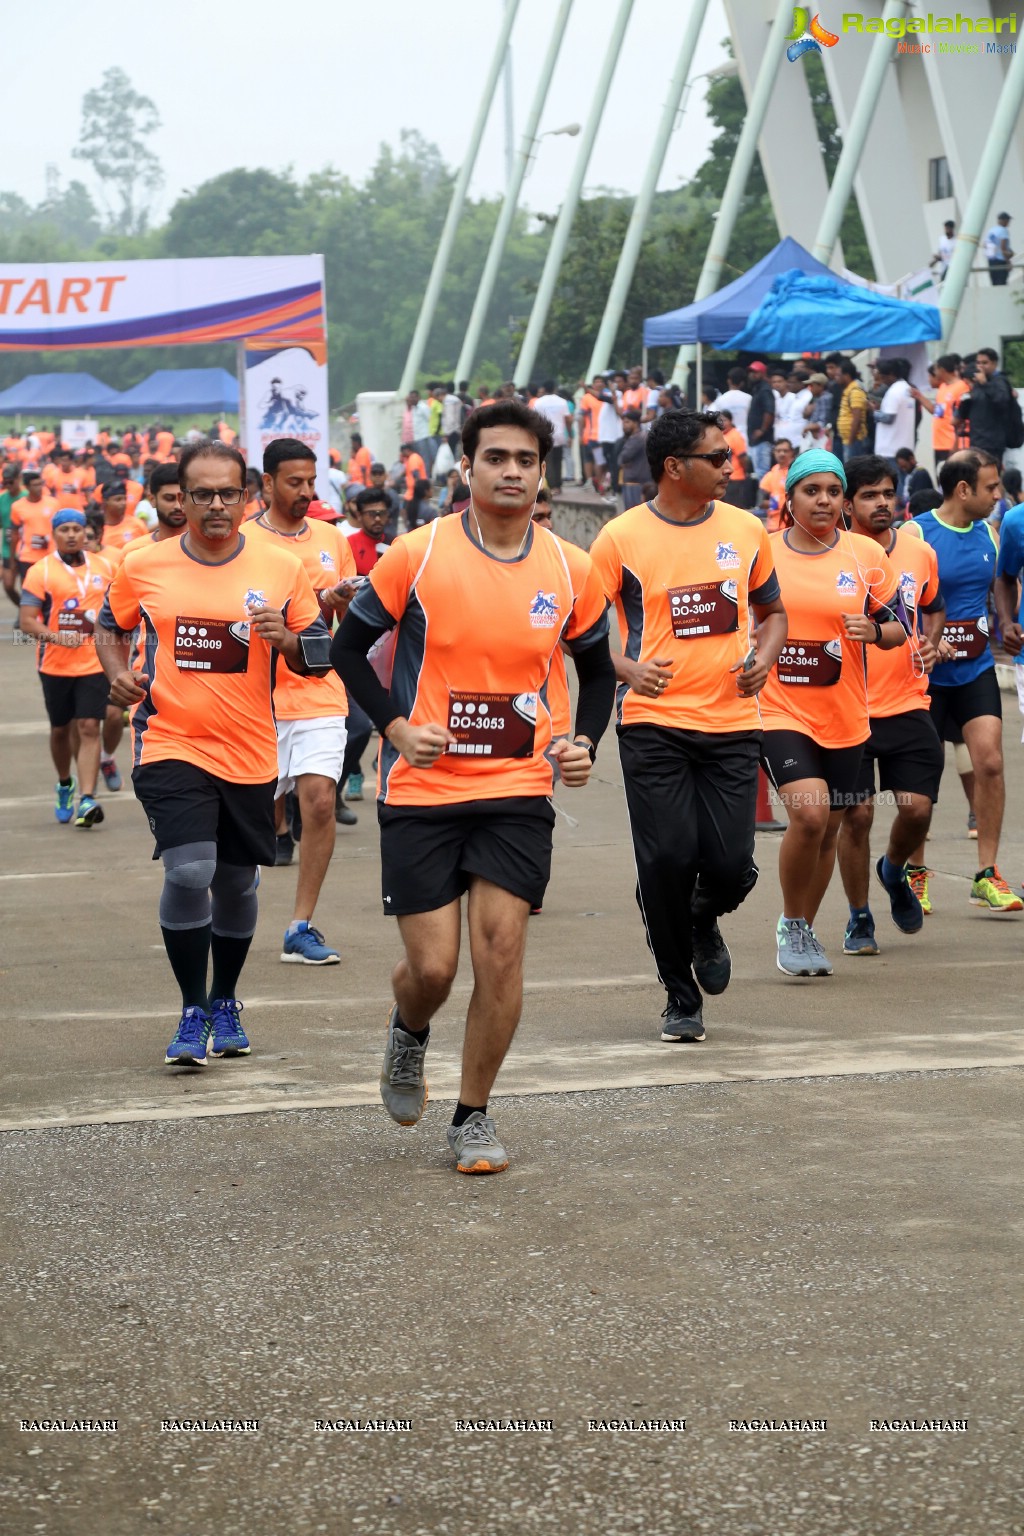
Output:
[161, 924, 212, 1011]
[59, 777, 74, 787]
[209, 933, 253, 1004]
[451, 1101, 487, 1128]
[400, 1021, 429, 1046]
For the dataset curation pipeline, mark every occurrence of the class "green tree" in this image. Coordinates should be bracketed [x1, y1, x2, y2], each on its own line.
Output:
[73, 67, 163, 235]
[162, 169, 304, 257]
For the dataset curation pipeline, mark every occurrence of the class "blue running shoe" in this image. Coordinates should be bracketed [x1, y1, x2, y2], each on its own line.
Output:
[165, 1007, 212, 1066]
[55, 778, 77, 823]
[843, 909, 879, 956]
[280, 921, 340, 965]
[209, 998, 251, 1057]
[875, 856, 923, 934]
[74, 795, 104, 828]
[100, 757, 122, 792]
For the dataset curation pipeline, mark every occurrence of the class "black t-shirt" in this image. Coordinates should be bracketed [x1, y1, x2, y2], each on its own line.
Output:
[748, 382, 775, 443]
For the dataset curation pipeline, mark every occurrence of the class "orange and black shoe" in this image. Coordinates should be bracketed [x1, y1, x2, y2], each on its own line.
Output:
[446, 1112, 509, 1174]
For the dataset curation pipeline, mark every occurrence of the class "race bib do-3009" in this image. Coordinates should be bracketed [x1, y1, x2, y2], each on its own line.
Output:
[173, 616, 250, 674]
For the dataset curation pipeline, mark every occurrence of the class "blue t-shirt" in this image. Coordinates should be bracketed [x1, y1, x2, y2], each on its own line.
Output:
[995, 503, 1024, 664]
[914, 509, 998, 687]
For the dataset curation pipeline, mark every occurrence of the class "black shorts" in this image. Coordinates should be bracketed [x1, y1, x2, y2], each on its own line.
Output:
[855, 710, 944, 803]
[928, 670, 1002, 738]
[133, 760, 277, 865]
[378, 796, 555, 915]
[761, 730, 868, 810]
[40, 670, 109, 728]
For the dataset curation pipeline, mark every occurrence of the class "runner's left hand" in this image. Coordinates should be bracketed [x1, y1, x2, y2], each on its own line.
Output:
[729, 648, 769, 695]
[550, 739, 592, 788]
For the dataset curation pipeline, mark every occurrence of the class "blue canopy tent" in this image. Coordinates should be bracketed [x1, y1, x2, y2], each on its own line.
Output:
[725, 270, 942, 351]
[642, 238, 840, 350]
[642, 238, 846, 399]
[106, 367, 239, 417]
[0, 371, 123, 417]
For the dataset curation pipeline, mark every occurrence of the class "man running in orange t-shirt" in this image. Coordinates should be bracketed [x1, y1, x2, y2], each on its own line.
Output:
[18, 508, 112, 827]
[590, 408, 787, 1042]
[332, 400, 615, 1174]
[11, 473, 56, 579]
[97, 440, 331, 1068]
[248, 438, 361, 964]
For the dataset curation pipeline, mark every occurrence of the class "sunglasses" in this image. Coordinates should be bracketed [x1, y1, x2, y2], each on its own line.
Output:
[677, 450, 732, 469]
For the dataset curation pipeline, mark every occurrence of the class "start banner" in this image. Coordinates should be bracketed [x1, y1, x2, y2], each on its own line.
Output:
[0, 256, 326, 353]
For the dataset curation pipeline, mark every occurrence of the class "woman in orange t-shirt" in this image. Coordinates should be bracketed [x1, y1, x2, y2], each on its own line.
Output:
[759, 450, 907, 977]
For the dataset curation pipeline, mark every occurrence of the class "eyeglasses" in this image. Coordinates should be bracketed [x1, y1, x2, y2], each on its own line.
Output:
[677, 450, 732, 469]
[185, 487, 246, 506]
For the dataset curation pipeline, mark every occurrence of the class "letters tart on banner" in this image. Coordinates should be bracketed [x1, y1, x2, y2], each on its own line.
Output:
[244, 342, 331, 500]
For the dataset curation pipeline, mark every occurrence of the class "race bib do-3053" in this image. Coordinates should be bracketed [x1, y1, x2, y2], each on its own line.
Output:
[445, 690, 537, 759]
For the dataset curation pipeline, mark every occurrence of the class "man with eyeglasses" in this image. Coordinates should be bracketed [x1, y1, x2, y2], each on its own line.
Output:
[97, 440, 333, 1067]
[589, 409, 788, 1045]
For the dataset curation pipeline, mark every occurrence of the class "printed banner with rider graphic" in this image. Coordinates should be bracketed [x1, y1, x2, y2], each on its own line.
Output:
[0, 255, 326, 351]
[243, 343, 331, 500]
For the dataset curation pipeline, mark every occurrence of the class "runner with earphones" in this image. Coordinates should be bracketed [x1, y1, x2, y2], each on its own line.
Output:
[331, 399, 614, 1175]
[904, 449, 1022, 913]
[835, 456, 948, 954]
[760, 449, 910, 978]
[589, 408, 787, 1044]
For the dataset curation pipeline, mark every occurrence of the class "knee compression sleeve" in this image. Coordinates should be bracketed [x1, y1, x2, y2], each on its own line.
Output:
[210, 862, 259, 939]
[159, 842, 216, 930]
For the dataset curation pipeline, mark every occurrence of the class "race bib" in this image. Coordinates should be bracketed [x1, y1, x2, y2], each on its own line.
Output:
[777, 639, 843, 687]
[57, 601, 95, 636]
[174, 616, 250, 674]
[445, 690, 536, 760]
[941, 617, 988, 661]
[666, 580, 739, 639]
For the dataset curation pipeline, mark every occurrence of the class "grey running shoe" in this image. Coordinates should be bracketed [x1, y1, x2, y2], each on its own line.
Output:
[446, 1112, 509, 1174]
[776, 916, 820, 977]
[660, 998, 706, 1043]
[804, 926, 834, 976]
[379, 1006, 428, 1126]
[691, 920, 732, 995]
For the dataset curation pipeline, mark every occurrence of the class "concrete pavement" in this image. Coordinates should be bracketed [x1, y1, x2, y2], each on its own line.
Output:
[1, 625, 1022, 1534]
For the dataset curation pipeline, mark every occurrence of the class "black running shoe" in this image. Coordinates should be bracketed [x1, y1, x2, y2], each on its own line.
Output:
[660, 999, 705, 1043]
[691, 920, 732, 994]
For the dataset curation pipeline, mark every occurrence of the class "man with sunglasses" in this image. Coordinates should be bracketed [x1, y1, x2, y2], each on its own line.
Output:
[589, 409, 788, 1045]
[97, 441, 333, 1067]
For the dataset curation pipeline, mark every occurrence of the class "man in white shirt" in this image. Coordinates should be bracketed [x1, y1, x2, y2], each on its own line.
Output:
[931, 220, 956, 281]
[715, 367, 752, 437]
[873, 361, 917, 460]
[770, 371, 810, 451]
[531, 381, 571, 490]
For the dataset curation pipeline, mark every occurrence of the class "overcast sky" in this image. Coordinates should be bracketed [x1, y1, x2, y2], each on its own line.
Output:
[12, 0, 729, 224]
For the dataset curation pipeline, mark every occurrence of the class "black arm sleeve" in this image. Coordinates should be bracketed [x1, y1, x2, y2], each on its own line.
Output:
[572, 637, 616, 751]
[330, 609, 399, 734]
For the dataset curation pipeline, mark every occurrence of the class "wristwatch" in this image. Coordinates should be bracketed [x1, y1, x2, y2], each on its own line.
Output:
[574, 736, 597, 764]
[872, 618, 883, 645]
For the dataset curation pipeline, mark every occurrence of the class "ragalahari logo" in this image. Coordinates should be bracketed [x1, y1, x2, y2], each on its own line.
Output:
[786, 8, 839, 61]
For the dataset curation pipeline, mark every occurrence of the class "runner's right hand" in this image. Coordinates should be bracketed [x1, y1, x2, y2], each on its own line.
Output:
[1002, 621, 1024, 658]
[387, 719, 455, 767]
[109, 669, 148, 707]
[626, 656, 674, 698]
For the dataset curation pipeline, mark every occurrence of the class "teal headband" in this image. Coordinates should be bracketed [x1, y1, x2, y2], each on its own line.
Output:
[785, 449, 847, 495]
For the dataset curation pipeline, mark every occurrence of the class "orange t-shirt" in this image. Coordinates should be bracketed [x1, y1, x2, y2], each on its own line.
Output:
[122, 479, 143, 514]
[42, 466, 87, 510]
[865, 527, 941, 718]
[101, 515, 149, 550]
[347, 446, 374, 487]
[247, 515, 357, 719]
[101, 534, 323, 783]
[759, 464, 787, 530]
[109, 452, 132, 469]
[155, 431, 175, 461]
[590, 499, 779, 734]
[352, 512, 609, 806]
[579, 393, 602, 444]
[11, 498, 56, 563]
[760, 528, 900, 748]
[724, 426, 747, 480]
[621, 386, 647, 416]
[20, 552, 111, 676]
[36, 432, 56, 458]
[932, 378, 970, 453]
[403, 452, 426, 499]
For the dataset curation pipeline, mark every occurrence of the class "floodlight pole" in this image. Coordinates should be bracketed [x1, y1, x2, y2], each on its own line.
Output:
[939, 41, 1024, 340]
[811, 0, 909, 265]
[456, 0, 574, 386]
[671, 0, 794, 387]
[513, 0, 635, 389]
[398, 0, 521, 397]
[587, 0, 711, 378]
